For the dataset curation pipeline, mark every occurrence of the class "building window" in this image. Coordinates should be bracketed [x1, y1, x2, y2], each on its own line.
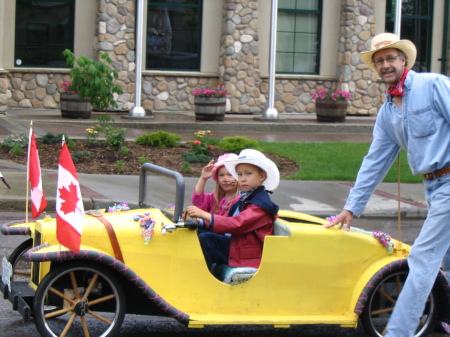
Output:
[276, 0, 322, 74]
[385, 0, 434, 72]
[15, 0, 75, 68]
[147, 0, 202, 71]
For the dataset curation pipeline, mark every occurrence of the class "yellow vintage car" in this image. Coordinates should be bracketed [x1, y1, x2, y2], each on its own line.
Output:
[1, 163, 449, 337]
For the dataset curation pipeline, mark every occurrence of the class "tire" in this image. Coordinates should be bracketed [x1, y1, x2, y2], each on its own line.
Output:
[361, 269, 438, 337]
[33, 261, 126, 337]
[8, 238, 33, 283]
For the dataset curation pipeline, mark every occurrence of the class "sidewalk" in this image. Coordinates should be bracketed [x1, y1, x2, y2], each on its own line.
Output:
[0, 108, 428, 219]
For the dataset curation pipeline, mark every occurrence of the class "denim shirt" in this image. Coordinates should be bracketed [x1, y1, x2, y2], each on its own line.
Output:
[344, 70, 450, 216]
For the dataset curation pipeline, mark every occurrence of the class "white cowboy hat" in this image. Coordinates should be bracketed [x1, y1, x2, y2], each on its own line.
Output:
[211, 153, 239, 182]
[224, 149, 280, 192]
[360, 33, 417, 72]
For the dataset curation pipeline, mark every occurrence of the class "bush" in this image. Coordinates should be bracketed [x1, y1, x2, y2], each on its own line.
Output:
[41, 133, 70, 145]
[139, 155, 149, 165]
[0, 133, 28, 149]
[119, 146, 130, 156]
[104, 126, 125, 150]
[72, 151, 91, 163]
[182, 161, 191, 173]
[136, 131, 182, 148]
[181, 152, 212, 164]
[11, 145, 23, 156]
[218, 136, 259, 153]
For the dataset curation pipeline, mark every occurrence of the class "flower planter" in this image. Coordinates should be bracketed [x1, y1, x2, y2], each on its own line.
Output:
[194, 97, 226, 121]
[315, 100, 348, 123]
[60, 93, 92, 119]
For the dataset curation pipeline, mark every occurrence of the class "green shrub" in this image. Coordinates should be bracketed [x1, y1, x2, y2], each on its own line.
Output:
[139, 155, 149, 165]
[182, 161, 191, 173]
[41, 133, 70, 145]
[1, 133, 28, 149]
[115, 160, 125, 172]
[104, 126, 125, 150]
[11, 145, 23, 156]
[119, 146, 130, 156]
[67, 139, 76, 150]
[71, 151, 91, 163]
[136, 131, 181, 148]
[218, 136, 259, 153]
[181, 152, 212, 164]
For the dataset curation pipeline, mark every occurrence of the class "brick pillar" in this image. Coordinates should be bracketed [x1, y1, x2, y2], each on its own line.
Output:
[219, 0, 261, 114]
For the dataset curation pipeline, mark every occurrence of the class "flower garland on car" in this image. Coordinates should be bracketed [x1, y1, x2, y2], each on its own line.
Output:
[133, 212, 156, 244]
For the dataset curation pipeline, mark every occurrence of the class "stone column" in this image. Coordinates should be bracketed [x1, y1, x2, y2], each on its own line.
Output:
[219, 0, 261, 114]
[337, 0, 383, 115]
[0, 70, 7, 113]
[96, 0, 136, 111]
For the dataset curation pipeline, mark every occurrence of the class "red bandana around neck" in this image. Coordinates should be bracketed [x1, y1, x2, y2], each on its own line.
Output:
[387, 68, 409, 96]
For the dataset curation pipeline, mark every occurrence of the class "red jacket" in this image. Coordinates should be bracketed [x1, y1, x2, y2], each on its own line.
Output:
[208, 203, 275, 268]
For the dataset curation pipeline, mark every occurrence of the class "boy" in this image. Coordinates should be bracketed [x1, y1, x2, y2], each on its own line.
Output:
[185, 149, 279, 270]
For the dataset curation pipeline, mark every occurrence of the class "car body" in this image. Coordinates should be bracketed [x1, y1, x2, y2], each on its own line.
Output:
[1, 163, 449, 337]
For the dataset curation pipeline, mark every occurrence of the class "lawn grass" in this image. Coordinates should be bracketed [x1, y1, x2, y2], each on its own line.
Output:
[259, 142, 422, 183]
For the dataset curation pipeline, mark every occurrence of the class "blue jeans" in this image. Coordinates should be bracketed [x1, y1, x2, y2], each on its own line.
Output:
[386, 175, 450, 337]
[198, 231, 230, 271]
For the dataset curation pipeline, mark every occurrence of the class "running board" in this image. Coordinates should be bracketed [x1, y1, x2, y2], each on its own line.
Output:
[187, 314, 358, 328]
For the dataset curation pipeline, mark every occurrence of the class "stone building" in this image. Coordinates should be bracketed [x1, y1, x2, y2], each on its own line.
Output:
[0, 0, 449, 116]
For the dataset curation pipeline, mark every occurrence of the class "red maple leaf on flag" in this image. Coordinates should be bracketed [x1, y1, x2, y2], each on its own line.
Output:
[56, 142, 84, 253]
[58, 182, 80, 215]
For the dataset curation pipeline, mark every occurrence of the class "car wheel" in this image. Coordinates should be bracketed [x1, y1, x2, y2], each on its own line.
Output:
[8, 238, 33, 282]
[361, 269, 438, 337]
[33, 261, 126, 337]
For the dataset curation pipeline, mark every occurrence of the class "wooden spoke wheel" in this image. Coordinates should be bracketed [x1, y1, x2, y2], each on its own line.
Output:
[362, 269, 438, 337]
[8, 238, 33, 282]
[33, 261, 125, 337]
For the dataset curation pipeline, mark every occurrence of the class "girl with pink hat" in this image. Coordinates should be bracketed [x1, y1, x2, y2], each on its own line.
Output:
[191, 153, 240, 216]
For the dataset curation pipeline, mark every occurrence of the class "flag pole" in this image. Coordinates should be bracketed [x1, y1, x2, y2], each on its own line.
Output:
[26, 121, 33, 223]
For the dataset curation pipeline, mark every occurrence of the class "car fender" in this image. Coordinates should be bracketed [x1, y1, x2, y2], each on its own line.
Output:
[1, 219, 35, 236]
[27, 243, 190, 325]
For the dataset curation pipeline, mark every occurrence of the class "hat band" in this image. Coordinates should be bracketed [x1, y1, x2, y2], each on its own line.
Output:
[373, 40, 395, 49]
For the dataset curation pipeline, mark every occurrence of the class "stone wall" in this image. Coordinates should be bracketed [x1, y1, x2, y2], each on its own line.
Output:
[1, 0, 399, 115]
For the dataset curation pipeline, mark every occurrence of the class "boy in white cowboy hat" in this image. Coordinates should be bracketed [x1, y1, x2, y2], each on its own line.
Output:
[185, 149, 279, 271]
[325, 32, 450, 336]
[191, 153, 240, 216]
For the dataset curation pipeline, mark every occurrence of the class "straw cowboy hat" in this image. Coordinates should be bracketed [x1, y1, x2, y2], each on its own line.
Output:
[211, 153, 239, 182]
[224, 149, 280, 192]
[360, 33, 417, 72]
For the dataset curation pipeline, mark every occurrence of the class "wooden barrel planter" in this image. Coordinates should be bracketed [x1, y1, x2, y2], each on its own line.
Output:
[194, 97, 226, 121]
[60, 93, 92, 119]
[315, 100, 348, 123]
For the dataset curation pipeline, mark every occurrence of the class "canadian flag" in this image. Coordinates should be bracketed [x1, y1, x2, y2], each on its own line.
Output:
[28, 130, 47, 218]
[56, 142, 84, 252]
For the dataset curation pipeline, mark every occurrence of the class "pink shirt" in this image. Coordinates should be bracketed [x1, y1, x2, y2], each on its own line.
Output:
[191, 189, 239, 216]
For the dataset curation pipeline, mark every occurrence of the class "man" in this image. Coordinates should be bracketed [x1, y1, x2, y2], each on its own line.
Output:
[324, 32, 450, 336]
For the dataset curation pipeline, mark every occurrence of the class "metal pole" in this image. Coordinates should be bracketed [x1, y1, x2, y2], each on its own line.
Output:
[394, 0, 402, 36]
[129, 0, 146, 117]
[263, 0, 278, 119]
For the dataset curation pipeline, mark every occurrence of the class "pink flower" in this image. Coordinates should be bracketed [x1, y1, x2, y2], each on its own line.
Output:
[192, 85, 228, 98]
[311, 88, 351, 101]
[193, 140, 201, 145]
